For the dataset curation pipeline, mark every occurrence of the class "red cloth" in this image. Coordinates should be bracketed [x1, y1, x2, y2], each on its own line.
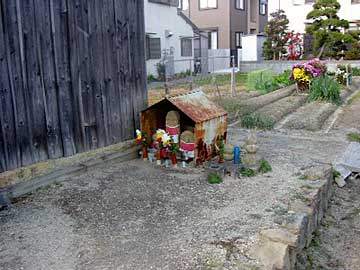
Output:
[180, 141, 195, 151]
[166, 126, 179, 136]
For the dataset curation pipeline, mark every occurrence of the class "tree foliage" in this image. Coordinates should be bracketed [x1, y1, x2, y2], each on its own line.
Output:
[263, 10, 289, 60]
[306, 0, 355, 58]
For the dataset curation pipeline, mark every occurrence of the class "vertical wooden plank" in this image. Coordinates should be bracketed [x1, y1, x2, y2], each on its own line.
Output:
[127, 0, 138, 139]
[21, 0, 48, 162]
[102, 0, 121, 144]
[120, 0, 134, 140]
[81, 0, 97, 149]
[65, 0, 85, 152]
[35, 0, 64, 159]
[89, 0, 108, 148]
[3, 0, 34, 167]
[0, 0, 18, 171]
[50, 0, 76, 156]
[133, 0, 148, 131]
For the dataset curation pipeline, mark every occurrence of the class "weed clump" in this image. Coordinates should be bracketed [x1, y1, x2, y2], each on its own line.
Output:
[347, 132, 360, 143]
[259, 159, 272, 174]
[241, 113, 275, 130]
[208, 172, 222, 184]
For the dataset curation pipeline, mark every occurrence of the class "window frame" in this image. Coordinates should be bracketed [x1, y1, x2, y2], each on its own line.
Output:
[235, 0, 245, 10]
[351, 0, 360, 4]
[199, 0, 218, 10]
[207, 30, 218, 50]
[259, 0, 267, 16]
[180, 38, 193, 57]
[146, 36, 162, 60]
[235, 32, 243, 48]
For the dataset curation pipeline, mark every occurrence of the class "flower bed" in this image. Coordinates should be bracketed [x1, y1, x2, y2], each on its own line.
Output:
[290, 59, 327, 91]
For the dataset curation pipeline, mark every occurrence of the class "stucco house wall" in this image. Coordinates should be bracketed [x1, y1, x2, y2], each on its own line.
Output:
[184, 0, 231, 49]
[144, 0, 195, 76]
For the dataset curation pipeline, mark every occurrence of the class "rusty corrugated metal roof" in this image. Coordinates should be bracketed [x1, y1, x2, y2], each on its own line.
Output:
[167, 90, 227, 123]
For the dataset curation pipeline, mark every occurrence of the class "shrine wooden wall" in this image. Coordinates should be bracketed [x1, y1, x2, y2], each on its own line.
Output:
[0, 0, 147, 173]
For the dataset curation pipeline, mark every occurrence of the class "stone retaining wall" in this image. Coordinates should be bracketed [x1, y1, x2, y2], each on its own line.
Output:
[250, 165, 334, 270]
[240, 60, 360, 74]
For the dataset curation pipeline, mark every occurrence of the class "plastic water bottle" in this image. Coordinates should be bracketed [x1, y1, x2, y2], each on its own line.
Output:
[234, 146, 241, 164]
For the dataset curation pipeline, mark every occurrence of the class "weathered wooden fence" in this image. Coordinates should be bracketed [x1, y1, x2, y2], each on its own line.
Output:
[0, 0, 147, 173]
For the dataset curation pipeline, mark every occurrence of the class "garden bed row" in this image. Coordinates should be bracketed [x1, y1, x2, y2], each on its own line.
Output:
[281, 88, 355, 131]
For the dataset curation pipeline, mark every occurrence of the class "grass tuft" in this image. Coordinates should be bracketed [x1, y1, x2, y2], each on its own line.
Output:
[258, 159, 272, 174]
[347, 132, 360, 142]
[208, 172, 222, 184]
[240, 167, 257, 177]
[241, 113, 275, 130]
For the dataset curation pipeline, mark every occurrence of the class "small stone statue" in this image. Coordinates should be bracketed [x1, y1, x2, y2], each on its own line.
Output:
[242, 130, 260, 170]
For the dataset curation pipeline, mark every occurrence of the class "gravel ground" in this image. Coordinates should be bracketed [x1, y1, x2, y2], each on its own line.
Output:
[0, 128, 348, 270]
[1, 82, 359, 270]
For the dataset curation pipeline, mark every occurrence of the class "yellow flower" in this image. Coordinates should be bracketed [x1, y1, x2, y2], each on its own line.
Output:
[293, 68, 310, 82]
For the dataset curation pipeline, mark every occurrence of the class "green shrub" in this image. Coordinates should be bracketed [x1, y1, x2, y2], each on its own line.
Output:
[147, 74, 157, 83]
[208, 172, 222, 184]
[241, 113, 275, 130]
[353, 67, 360, 76]
[273, 70, 294, 86]
[309, 75, 342, 105]
[258, 159, 272, 174]
[247, 69, 278, 93]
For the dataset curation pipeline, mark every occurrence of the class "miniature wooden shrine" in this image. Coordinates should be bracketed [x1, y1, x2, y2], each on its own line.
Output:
[141, 90, 228, 165]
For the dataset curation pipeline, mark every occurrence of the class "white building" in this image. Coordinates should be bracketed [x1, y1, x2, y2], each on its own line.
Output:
[144, 0, 197, 77]
[268, 0, 360, 33]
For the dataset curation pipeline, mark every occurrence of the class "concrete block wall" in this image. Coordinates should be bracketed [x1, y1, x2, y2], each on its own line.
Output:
[239, 60, 360, 74]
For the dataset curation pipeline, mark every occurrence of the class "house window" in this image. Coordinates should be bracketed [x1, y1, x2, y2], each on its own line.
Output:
[179, 0, 189, 10]
[208, 30, 218, 49]
[181, 38, 193, 57]
[199, 0, 217, 9]
[235, 32, 243, 48]
[305, 0, 315, 3]
[352, 0, 360, 4]
[146, 36, 161, 60]
[259, 0, 267, 15]
[235, 0, 245, 10]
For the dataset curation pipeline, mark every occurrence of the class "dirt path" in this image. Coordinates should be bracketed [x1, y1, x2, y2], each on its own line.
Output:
[297, 175, 360, 270]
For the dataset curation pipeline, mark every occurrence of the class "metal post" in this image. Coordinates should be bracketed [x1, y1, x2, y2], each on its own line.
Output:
[189, 58, 193, 91]
[165, 60, 169, 96]
[231, 55, 235, 97]
[212, 56, 215, 73]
